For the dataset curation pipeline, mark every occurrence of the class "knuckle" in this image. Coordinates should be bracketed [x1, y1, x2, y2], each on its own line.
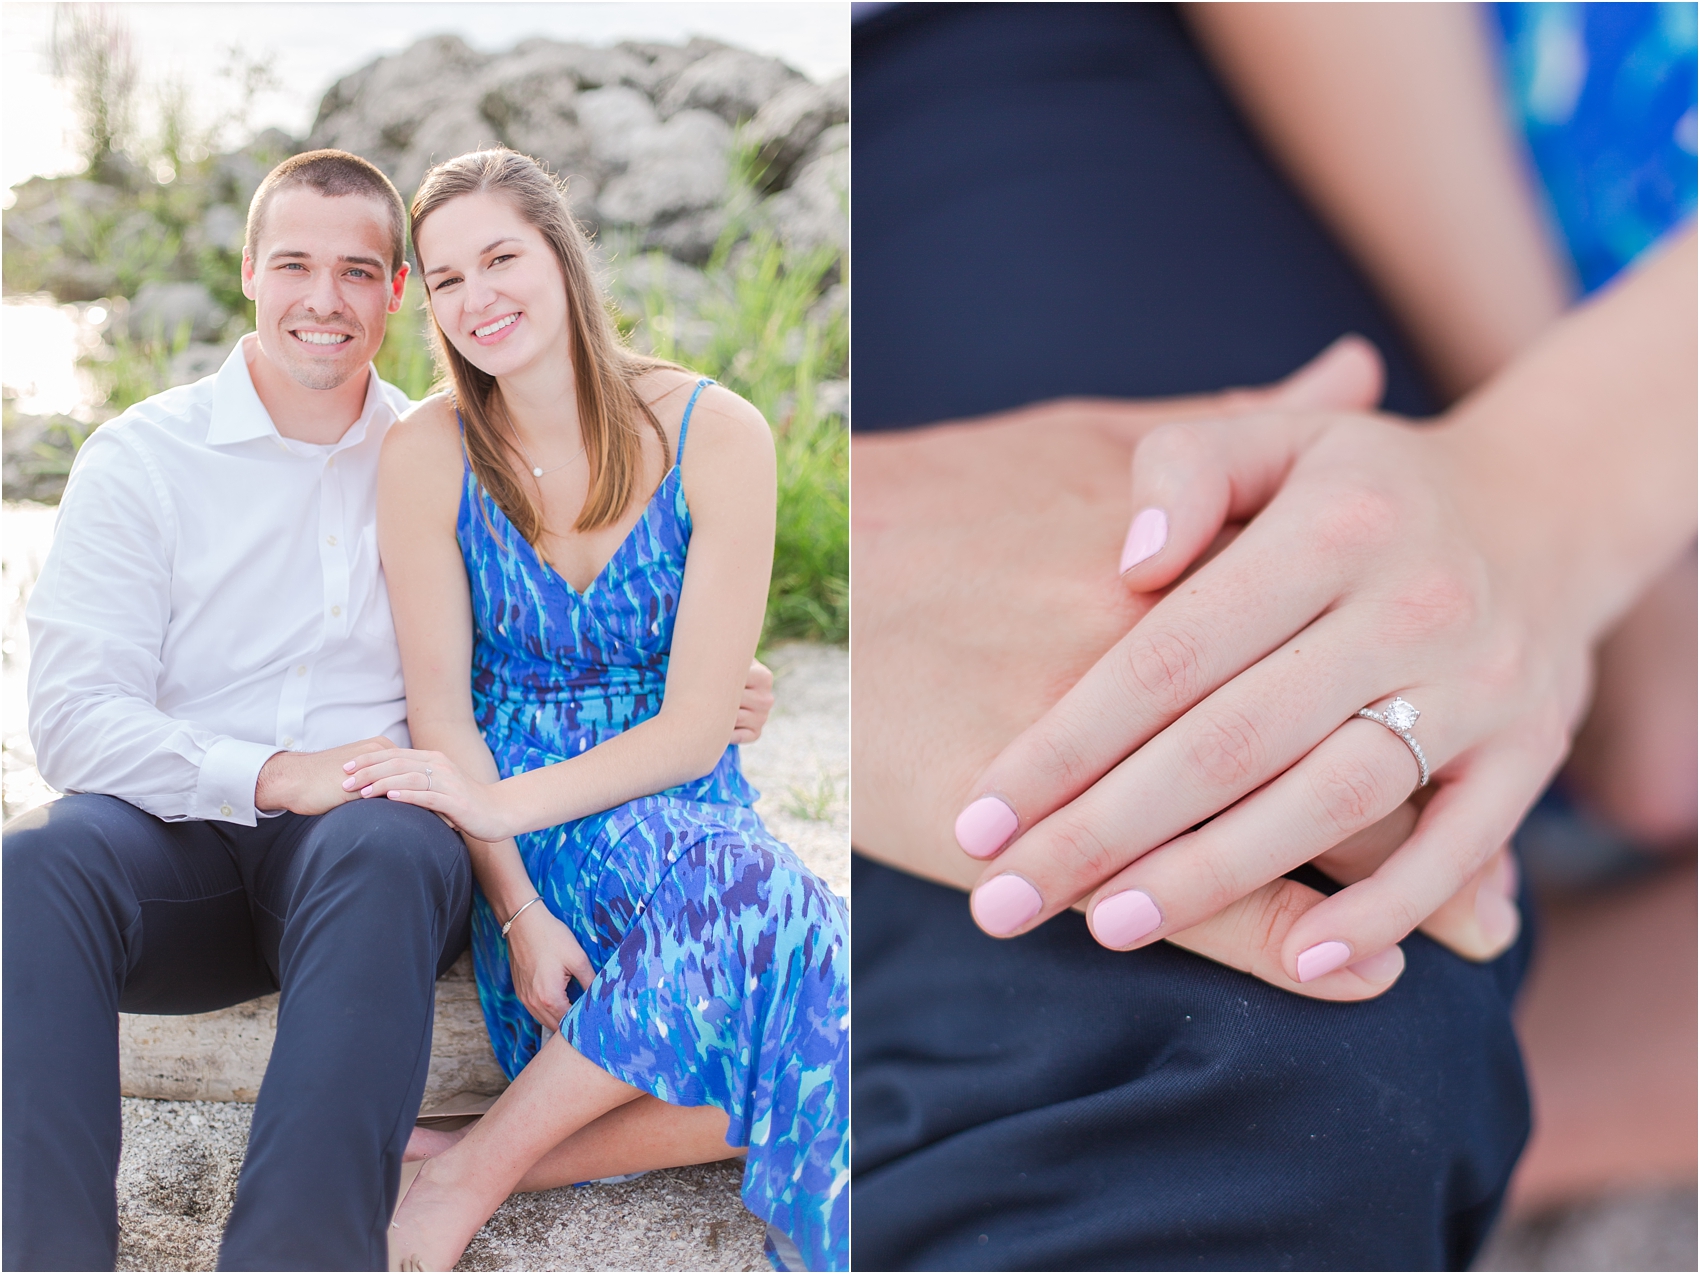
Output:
[1252, 882, 1315, 954]
[1310, 485, 1401, 557]
[1044, 811, 1124, 885]
[1021, 726, 1096, 798]
[1182, 704, 1269, 790]
[1307, 754, 1395, 837]
[1117, 624, 1209, 717]
[1136, 421, 1206, 471]
[1384, 569, 1480, 642]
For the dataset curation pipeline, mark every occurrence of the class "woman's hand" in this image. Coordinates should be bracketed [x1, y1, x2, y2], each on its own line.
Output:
[956, 405, 1580, 976]
[503, 899, 598, 1032]
[342, 746, 517, 842]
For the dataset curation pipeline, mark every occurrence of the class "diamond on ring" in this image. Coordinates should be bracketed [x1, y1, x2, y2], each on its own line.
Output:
[1356, 697, 1429, 788]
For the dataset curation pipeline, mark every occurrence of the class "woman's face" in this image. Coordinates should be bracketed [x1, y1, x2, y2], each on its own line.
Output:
[417, 190, 571, 379]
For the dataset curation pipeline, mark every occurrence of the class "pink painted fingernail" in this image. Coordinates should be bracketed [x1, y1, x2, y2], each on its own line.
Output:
[343, 761, 357, 772]
[955, 796, 1019, 859]
[342, 778, 357, 790]
[1092, 889, 1162, 947]
[1119, 507, 1168, 573]
[1295, 940, 1353, 982]
[1347, 945, 1404, 982]
[971, 874, 1043, 937]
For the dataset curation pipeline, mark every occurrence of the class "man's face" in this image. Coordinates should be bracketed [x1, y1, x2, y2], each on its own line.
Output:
[241, 186, 408, 391]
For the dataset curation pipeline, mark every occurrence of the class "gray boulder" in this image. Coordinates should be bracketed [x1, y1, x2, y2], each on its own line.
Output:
[746, 75, 849, 191]
[597, 110, 732, 227]
[761, 143, 847, 257]
[121, 281, 229, 344]
[658, 47, 804, 125]
[577, 85, 662, 171]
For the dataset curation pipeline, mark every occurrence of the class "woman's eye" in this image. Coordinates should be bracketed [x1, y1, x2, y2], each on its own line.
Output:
[433, 277, 461, 292]
[490, 254, 515, 266]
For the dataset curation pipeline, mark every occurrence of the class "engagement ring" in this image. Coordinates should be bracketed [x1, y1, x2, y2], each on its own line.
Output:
[1356, 696, 1429, 788]
[425, 764, 433, 792]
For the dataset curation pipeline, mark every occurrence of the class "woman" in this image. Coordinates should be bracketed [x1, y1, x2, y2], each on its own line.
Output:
[340, 148, 847, 1271]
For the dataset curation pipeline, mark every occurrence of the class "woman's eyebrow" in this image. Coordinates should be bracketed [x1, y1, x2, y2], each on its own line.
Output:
[424, 238, 522, 277]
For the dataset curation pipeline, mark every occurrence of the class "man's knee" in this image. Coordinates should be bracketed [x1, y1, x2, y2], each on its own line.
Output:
[303, 798, 470, 910]
[2, 795, 145, 910]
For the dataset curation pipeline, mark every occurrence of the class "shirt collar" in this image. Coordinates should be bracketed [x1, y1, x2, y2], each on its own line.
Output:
[207, 335, 392, 451]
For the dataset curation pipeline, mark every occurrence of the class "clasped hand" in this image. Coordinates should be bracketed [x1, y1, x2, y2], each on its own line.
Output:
[341, 747, 513, 840]
[959, 341, 1588, 983]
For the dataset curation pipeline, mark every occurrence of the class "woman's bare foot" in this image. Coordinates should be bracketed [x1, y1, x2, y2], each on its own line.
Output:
[387, 1155, 490, 1273]
[404, 1123, 472, 1163]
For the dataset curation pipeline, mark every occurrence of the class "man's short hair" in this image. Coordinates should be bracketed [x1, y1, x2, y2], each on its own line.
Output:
[245, 149, 407, 277]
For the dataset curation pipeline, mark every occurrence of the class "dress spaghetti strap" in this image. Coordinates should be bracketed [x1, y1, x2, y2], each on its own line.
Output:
[675, 377, 715, 467]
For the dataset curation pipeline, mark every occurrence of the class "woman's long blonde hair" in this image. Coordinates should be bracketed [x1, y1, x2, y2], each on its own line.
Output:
[410, 148, 675, 541]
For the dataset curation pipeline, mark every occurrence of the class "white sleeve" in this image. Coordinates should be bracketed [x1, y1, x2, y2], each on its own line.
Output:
[25, 427, 280, 825]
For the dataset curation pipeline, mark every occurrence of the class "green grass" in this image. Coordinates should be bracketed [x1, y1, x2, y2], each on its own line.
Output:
[623, 230, 848, 645]
[373, 277, 437, 401]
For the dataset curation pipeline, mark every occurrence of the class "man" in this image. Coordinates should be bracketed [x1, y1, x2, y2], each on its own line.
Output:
[4, 149, 772, 1270]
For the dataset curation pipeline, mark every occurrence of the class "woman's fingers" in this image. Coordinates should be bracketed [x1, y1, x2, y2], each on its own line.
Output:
[955, 501, 1366, 862]
[1118, 336, 1386, 587]
[1282, 736, 1559, 978]
[1165, 875, 1406, 1002]
[1078, 718, 1419, 950]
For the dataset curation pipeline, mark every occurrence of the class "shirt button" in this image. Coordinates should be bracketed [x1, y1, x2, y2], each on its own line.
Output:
[326, 535, 338, 547]
[330, 605, 342, 617]
[219, 804, 233, 817]
[296, 665, 307, 676]
[281, 736, 294, 748]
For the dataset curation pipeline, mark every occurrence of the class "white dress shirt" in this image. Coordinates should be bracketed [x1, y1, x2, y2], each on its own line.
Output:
[27, 336, 416, 826]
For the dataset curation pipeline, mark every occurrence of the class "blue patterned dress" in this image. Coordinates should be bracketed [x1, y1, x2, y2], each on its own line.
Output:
[458, 380, 848, 1271]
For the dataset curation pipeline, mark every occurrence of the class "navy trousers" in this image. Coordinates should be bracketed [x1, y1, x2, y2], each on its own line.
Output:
[851, 5, 1534, 1269]
[2, 795, 471, 1271]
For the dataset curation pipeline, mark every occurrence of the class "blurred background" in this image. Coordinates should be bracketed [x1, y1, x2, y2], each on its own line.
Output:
[2, 5, 846, 1267]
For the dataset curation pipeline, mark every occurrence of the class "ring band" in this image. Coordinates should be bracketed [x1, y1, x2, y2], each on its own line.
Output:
[1356, 696, 1429, 788]
[425, 764, 433, 792]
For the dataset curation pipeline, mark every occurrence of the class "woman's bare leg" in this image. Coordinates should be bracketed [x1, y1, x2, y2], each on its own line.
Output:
[403, 1098, 740, 1188]
[388, 1035, 642, 1270]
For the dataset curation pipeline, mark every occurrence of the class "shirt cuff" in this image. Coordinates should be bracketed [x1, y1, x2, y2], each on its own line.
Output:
[196, 738, 283, 826]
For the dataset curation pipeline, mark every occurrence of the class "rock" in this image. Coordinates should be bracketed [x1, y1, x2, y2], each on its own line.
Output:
[618, 37, 731, 97]
[119, 951, 508, 1107]
[641, 208, 729, 267]
[577, 86, 663, 171]
[746, 76, 849, 191]
[167, 341, 233, 387]
[817, 379, 849, 422]
[120, 281, 229, 344]
[658, 47, 803, 125]
[761, 144, 848, 257]
[307, 34, 496, 196]
[194, 204, 245, 254]
[597, 110, 732, 227]
[605, 252, 715, 317]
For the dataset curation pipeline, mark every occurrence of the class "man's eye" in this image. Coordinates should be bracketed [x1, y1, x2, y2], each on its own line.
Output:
[347, 269, 372, 279]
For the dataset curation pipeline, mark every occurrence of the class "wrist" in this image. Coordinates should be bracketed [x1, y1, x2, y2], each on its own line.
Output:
[253, 750, 295, 813]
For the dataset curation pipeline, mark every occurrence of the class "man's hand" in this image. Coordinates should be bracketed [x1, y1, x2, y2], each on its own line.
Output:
[255, 736, 396, 815]
[733, 658, 776, 744]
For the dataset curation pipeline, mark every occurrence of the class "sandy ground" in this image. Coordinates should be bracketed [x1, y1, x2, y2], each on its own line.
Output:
[4, 500, 842, 1271]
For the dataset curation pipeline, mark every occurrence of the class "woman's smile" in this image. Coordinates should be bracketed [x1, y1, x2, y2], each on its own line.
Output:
[472, 312, 522, 343]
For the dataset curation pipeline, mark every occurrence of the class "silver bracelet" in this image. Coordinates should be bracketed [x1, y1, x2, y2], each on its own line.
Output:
[501, 895, 545, 938]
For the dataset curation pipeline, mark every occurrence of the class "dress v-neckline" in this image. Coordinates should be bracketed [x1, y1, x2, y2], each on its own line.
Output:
[504, 466, 680, 599]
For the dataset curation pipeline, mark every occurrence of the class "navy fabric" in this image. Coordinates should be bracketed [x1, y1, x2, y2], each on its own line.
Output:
[851, 3, 1440, 432]
[850, 5, 1533, 1269]
[2, 795, 470, 1271]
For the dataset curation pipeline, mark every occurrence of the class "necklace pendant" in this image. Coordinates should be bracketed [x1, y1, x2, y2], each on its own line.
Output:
[532, 466, 544, 477]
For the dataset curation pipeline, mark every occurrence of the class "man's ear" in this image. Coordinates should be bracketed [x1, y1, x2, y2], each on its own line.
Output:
[241, 249, 258, 301]
[388, 261, 410, 314]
